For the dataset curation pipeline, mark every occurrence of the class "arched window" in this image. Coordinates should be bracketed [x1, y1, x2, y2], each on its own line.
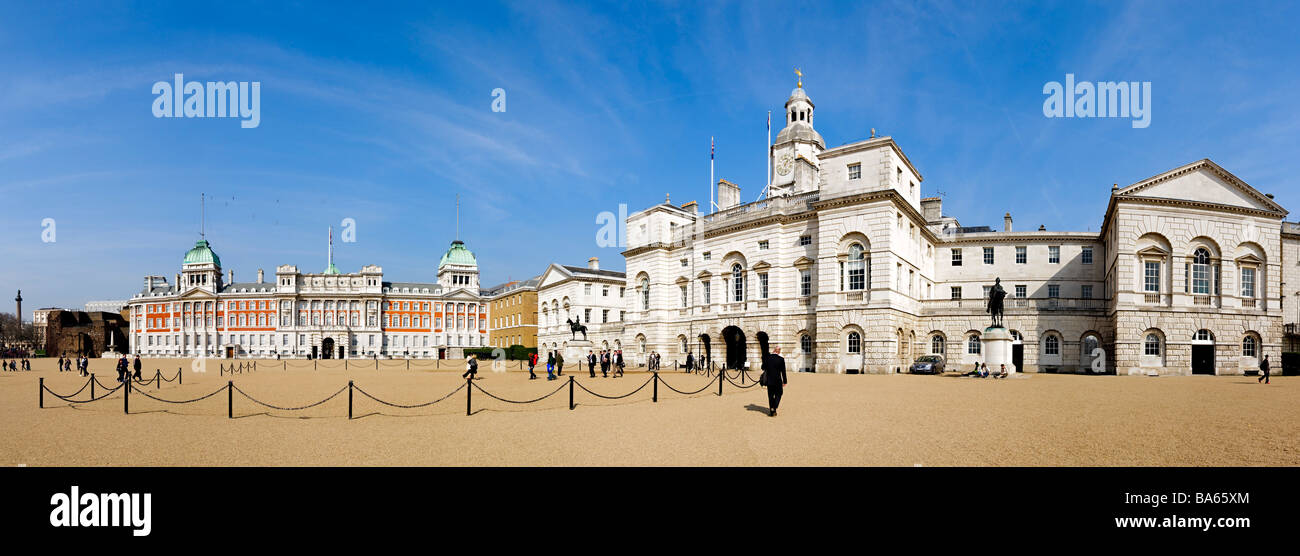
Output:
[1192, 248, 1211, 294]
[967, 334, 981, 354]
[1243, 335, 1257, 357]
[732, 264, 745, 302]
[640, 277, 650, 310]
[847, 332, 861, 354]
[847, 243, 866, 290]
[931, 335, 945, 354]
[1144, 334, 1161, 356]
[1044, 335, 1060, 356]
[801, 334, 812, 354]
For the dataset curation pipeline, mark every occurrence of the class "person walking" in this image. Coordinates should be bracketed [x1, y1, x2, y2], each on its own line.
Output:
[600, 350, 610, 378]
[461, 354, 479, 380]
[546, 351, 556, 380]
[1258, 354, 1271, 385]
[761, 346, 788, 417]
[555, 351, 564, 376]
[132, 355, 142, 377]
[615, 350, 625, 377]
[57, 355, 65, 373]
[587, 350, 597, 378]
[527, 352, 538, 380]
[685, 351, 694, 373]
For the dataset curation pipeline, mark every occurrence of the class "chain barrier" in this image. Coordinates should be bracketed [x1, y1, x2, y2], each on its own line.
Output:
[43, 381, 123, 404]
[472, 381, 569, 404]
[657, 375, 720, 396]
[133, 385, 228, 405]
[231, 384, 348, 411]
[43, 378, 91, 400]
[573, 376, 654, 400]
[157, 370, 182, 383]
[93, 376, 121, 391]
[351, 382, 467, 409]
[724, 374, 760, 389]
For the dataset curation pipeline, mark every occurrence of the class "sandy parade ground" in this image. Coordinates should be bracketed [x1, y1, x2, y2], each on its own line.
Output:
[0, 356, 1296, 466]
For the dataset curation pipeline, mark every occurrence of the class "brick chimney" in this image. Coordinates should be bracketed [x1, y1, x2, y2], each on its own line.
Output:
[588, 257, 599, 271]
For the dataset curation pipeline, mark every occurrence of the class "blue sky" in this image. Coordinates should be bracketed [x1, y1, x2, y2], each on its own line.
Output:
[2, 0, 1298, 313]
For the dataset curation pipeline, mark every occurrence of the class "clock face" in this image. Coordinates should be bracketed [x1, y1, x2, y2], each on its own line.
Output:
[775, 153, 794, 176]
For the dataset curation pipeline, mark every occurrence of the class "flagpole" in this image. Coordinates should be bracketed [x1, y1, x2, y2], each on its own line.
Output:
[709, 136, 715, 213]
[766, 110, 771, 195]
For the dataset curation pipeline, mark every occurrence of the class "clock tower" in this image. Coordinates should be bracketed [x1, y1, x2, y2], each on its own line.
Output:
[770, 75, 825, 197]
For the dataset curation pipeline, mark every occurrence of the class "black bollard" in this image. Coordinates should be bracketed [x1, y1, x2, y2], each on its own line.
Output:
[568, 376, 575, 410]
[155, 370, 161, 389]
[718, 372, 723, 397]
[653, 372, 658, 403]
[39, 377, 43, 408]
[124, 376, 130, 414]
[348, 380, 353, 420]
[227, 381, 233, 419]
[90, 374, 95, 400]
[178, 367, 182, 385]
[466, 377, 472, 416]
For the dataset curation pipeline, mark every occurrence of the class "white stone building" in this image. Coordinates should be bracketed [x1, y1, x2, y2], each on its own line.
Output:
[620, 82, 1298, 375]
[536, 258, 628, 357]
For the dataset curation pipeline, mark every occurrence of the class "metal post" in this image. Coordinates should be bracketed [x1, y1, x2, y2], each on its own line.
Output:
[39, 377, 43, 408]
[718, 371, 723, 396]
[155, 370, 161, 389]
[124, 375, 130, 414]
[568, 375, 575, 410]
[653, 372, 658, 403]
[227, 380, 233, 419]
[314, 359, 317, 371]
[178, 367, 183, 385]
[407, 359, 409, 371]
[283, 360, 286, 371]
[466, 377, 473, 416]
[348, 380, 353, 420]
[90, 374, 95, 400]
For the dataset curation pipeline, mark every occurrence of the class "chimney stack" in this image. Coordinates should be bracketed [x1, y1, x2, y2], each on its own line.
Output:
[1038, 225, 1046, 231]
[175, 273, 181, 289]
[229, 269, 234, 284]
[920, 197, 942, 223]
[1004, 212, 1013, 232]
[588, 257, 599, 271]
[717, 179, 741, 210]
[257, 268, 264, 284]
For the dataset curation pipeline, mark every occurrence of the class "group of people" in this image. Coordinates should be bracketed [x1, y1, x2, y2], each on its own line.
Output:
[962, 362, 1009, 379]
[1, 358, 29, 371]
[115, 354, 143, 383]
[56, 354, 89, 375]
[585, 349, 625, 378]
[645, 351, 662, 371]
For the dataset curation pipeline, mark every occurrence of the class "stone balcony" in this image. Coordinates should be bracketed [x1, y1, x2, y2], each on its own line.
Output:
[921, 297, 1106, 315]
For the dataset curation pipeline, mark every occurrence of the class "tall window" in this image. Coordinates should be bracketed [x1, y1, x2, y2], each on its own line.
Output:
[967, 334, 981, 354]
[848, 163, 861, 180]
[1044, 335, 1060, 356]
[1048, 284, 1060, 298]
[1241, 267, 1256, 298]
[950, 286, 961, 300]
[983, 247, 994, 265]
[1144, 334, 1161, 356]
[1192, 248, 1211, 294]
[1081, 246, 1094, 264]
[951, 248, 962, 266]
[641, 277, 650, 310]
[801, 335, 812, 353]
[847, 332, 861, 354]
[759, 273, 769, 299]
[1015, 246, 1027, 264]
[1015, 285, 1026, 298]
[800, 270, 812, 297]
[703, 281, 711, 304]
[931, 335, 944, 354]
[847, 244, 866, 290]
[1243, 335, 1257, 357]
[732, 264, 745, 302]
[680, 285, 688, 308]
[1049, 246, 1060, 264]
[1144, 261, 1161, 292]
[1081, 285, 1093, 299]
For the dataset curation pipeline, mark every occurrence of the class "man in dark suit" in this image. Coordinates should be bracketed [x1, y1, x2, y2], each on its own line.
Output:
[587, 351, 597, 378]
[685, 351, 694, 373]
[600, 351, 610, 378]
[761, 347, 788, 417]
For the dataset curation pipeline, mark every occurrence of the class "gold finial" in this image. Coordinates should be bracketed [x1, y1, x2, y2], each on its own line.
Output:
[666, 193, 671, 204]
[794, 67, 803, 88]
[870, 128, 876, 138]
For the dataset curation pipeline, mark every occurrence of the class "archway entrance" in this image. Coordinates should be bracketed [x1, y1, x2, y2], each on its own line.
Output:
[1191, 329, 1215, 375]
[321, 337, 335, 360]
[1011, 330, 1024, 372]
[722, 326, 746, 370]
[698, 334, 712, 369]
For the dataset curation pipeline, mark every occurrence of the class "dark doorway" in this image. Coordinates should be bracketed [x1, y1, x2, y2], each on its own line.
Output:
[698, 334, 712, 368]
[225, 346, 234, 358]
[1012, 344, 1024, 372]
[321, 338, 335, 360]
[1192, 345, 1215, 374]
[722, 326, 746, 370]
[438, 348, 446, 359]
[310, 345, 319, 360]
[338, 345, 346, 359]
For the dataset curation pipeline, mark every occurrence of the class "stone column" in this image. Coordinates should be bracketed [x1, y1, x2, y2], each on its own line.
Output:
[982, 326, 1016, 374]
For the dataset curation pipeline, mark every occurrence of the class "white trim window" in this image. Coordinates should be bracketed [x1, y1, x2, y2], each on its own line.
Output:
[1144, 261, 1161, 292]
[847, 332, 861, 354]
[848, 163, 861, 180]
[847, 244, 866, 291]
[731, 264, 745, 302]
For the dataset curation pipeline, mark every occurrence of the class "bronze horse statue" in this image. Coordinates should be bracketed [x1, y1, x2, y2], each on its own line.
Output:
[567, 317, 588, 341]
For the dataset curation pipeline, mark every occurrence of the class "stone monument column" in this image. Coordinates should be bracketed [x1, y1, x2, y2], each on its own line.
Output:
[981, 326, 1016, 374]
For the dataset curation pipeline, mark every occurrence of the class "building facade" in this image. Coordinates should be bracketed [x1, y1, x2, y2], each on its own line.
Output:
[126, 236, 489, 359]
[484, 277, 540, 348]
[536, 258, 628, 355]
[621, 81, 1297, 375]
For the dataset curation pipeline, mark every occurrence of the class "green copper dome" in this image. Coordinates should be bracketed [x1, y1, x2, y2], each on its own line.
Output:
[183, 239, 221, 267]
[323, 263, 342, 275]
[438, 240, 477, 268]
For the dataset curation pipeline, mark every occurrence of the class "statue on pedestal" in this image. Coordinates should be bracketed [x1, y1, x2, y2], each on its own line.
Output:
[987, 277, 1007, 328]
[566, 316, 588, 341]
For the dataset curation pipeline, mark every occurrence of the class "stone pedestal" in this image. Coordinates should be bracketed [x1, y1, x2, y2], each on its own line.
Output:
[981, 326, 1016, 374]
[563, 340, 594, 367]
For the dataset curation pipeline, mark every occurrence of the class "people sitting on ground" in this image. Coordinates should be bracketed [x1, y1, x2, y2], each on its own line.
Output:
[995, 364, 1008, 379]
[962, 363, 982, 377]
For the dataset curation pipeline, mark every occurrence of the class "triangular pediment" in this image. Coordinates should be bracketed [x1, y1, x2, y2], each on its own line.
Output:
[1117, 159, 1285, 214]
[537, 264, 573, 289]
[178, 288, 216, 300]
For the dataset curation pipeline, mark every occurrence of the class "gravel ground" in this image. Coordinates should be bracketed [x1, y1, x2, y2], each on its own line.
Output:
[1, 357, 1296, 466]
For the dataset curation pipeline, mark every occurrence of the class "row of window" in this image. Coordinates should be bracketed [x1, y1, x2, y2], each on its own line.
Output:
[952, 245, 1092, 266]
[949, 284, 1093, 299]
[142, 332, 485, 348]
[1141, 249, 1259, 297]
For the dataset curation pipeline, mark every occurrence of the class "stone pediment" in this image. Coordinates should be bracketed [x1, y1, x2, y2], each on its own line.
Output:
[1116, 159, 1285, 214]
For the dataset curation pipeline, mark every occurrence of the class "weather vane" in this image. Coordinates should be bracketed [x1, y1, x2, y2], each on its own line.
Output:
[794, 67, 803, 88]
